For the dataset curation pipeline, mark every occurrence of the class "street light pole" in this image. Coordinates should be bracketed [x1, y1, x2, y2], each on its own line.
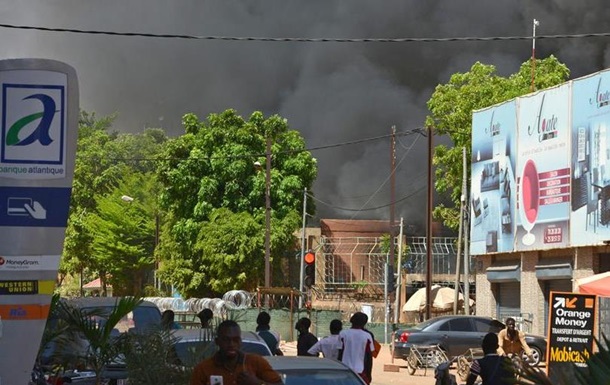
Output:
[299, 187, 307, 308]
[264, 137, 272, 289]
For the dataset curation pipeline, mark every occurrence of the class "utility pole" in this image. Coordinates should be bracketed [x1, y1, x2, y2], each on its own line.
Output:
[394, 217, 404, 323]
[264, 137, 272, 290]
[454, 148, 466, 314]
[425, 126, 433, 320]
[531, 19, 540, 92]
[464, 195, 471, 315]
[390, 126, 396, 268]
[299, 187, 307, 308]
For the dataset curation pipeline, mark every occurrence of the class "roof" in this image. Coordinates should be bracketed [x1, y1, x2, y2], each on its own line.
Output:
[264, 356, 352, 371]
[320, 219, 391, 237]
[82, 277, 112, 289]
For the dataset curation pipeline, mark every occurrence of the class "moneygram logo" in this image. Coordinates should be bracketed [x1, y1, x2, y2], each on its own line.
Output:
[1, 84, 65, 167]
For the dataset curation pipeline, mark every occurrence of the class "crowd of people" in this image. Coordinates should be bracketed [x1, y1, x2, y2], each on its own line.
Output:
[183, 310, 381, 385]
[166, 308, 530, 385]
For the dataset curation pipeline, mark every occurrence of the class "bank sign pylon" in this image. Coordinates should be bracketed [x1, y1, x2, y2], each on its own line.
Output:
[0, 59, 78, 384]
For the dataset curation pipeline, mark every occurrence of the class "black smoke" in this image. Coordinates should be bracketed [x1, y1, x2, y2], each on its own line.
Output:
[2, 0, 608, 232]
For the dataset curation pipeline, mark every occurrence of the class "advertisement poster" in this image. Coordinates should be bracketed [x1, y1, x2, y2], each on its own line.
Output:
[516, 84, 571, 250]
[547, 292, 597, 383]
[570, 69, 610, 245]
[0, 59, 78, 385]
[470, 101, 517, 254]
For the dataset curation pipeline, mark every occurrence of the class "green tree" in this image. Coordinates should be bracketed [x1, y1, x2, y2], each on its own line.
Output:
[84, 172, 159, 296]
[63, 111, 167, 294]
[426, 56, 570, 230]
[157, 109, 317, 297]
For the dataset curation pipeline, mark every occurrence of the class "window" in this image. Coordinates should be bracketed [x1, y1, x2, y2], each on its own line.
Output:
[473, 318, 504, 334]
[447, 318, 473, 332]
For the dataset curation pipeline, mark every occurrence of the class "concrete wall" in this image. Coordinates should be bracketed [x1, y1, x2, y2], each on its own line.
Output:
[475, 246, 601, 336]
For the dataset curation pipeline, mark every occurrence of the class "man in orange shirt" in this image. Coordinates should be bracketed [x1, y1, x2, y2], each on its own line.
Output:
[497, 317, 534, 362]
[190, 320, 282, 385]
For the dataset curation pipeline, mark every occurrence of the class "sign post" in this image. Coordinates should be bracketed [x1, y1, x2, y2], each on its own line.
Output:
[0, 59, 78, 384]
[547, 291, 597, 383]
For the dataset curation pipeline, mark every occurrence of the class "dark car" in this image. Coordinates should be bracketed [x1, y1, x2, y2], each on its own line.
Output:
[392, 315, 547, 366]
[264, 356, 367, 385]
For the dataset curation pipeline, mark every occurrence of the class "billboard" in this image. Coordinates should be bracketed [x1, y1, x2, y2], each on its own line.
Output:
[470, 69, 610, 254]
[0, 59, 78, 385]
[515, 84, 571, 250]
[546, 292, 597, 383]
[570, 70, 610, 245]
[470, 101, 517, 254]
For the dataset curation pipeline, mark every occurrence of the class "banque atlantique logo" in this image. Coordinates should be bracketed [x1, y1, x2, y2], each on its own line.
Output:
[6, 93, 56, 147]
[0, 83, 66, 179]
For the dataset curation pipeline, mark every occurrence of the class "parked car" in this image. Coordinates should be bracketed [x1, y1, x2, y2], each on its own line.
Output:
[172, 329, 273, 366]
[264, 356, 367, 385]
[392, 315, 547, 366]
[40, 297, 162, 366]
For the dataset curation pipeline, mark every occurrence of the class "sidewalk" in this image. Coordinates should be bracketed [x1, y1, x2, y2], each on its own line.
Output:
[280, 341, 443, 385]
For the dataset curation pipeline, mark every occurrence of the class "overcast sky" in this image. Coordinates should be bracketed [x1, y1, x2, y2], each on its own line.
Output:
[2, 1, 609, 233]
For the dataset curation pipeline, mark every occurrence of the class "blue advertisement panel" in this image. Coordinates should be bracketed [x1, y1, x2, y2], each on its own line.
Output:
[470, 101, 517, 254]
[516, 84, 571, 250]
[0, 60, 78, 385]
[570, 69, 610, 245]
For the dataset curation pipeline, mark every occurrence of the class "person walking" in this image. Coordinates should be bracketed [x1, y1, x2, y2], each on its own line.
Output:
[338, 312, 374, 384]
[190, 320, 282, 385]
[197, 308, 214, 340]
[256, 311, 283, 356]
[295, 317, 318, 356]
[307, 319, 342, 360]
[161, 310, 182, 330]
[466, 332, 513, 385]
[497, 317, 534, 362]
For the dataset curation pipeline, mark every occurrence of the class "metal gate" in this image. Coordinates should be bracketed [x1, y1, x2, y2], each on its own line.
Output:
[497, 282, 521, 323]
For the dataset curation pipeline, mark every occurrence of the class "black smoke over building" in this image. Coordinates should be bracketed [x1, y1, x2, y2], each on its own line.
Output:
[2, 0, 608, 231]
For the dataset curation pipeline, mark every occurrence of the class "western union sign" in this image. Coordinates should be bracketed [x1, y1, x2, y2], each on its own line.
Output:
[0, 280, 54, 295]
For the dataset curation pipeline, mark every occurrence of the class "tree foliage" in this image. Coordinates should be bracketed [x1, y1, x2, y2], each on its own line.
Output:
[157, 109, 317, 297]
[425, 56, 570, 230]
[63, 111, 166, 294]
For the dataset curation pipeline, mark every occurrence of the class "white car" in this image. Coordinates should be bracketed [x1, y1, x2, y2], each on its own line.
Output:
[264, 356, 367, 385]
[172, 329, 273, 366]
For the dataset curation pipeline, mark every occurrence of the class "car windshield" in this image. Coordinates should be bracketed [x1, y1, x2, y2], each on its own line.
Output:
[81, 305, 160, 333]
[276, 369, 364, 385]
[174, 341, 271, 366]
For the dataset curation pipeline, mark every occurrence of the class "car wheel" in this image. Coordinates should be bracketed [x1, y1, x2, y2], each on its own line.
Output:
[523, 346, 542, 366]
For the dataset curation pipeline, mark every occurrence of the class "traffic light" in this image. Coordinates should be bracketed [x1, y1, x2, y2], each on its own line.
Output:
[304, 251, 316, 289]
[385, 263, 397, 293]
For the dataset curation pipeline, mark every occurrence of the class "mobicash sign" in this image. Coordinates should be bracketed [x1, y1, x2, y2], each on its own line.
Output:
[547, 291, 597, 383]
[0, 59, 78, 385]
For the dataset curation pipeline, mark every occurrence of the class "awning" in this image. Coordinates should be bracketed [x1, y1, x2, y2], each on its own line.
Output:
[535, 263, 572, 280]
[486, 265, 520, 283]
[576, 271, 610, 297]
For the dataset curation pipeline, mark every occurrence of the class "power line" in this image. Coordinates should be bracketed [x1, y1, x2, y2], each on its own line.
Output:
[1, 23, 610, 43]
[83, 128, 423, 163]
[307, 184, 426, 212]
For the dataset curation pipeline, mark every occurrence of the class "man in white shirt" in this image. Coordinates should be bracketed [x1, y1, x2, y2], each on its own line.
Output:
[307, 319, 342, 360]
[338, 312, 374, 384]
